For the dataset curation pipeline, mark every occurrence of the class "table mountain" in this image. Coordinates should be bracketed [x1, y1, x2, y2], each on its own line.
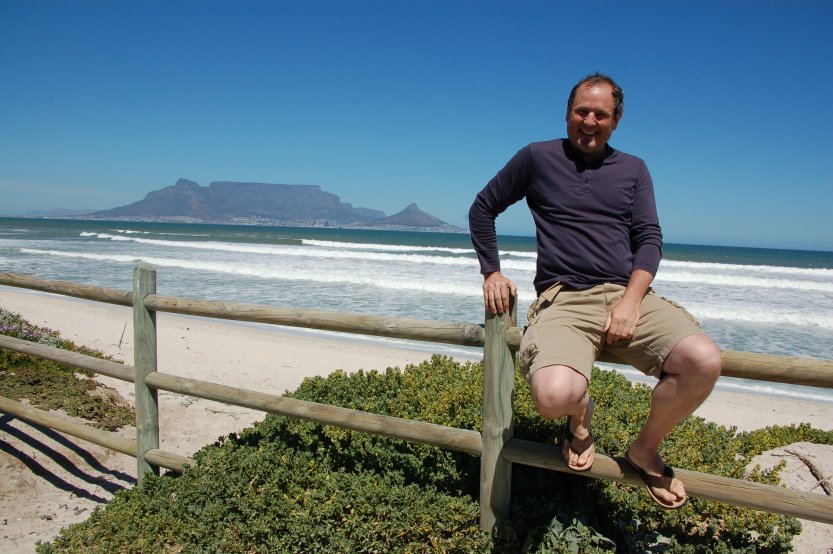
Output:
[94, 179, 384, 223]
[90, 179, 460, 231]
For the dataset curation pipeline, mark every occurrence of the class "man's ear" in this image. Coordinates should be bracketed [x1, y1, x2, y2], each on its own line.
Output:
[611, 112, 623, 130]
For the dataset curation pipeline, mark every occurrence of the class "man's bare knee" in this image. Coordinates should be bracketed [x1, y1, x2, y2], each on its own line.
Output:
[664, 335, 722, 386]
[530, 364, 587, 419]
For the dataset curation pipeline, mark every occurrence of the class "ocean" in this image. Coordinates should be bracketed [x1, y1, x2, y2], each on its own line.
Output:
[1, 217, 832, 403]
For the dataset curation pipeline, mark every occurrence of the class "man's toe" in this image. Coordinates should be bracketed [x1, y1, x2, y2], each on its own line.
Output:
[651, 480, 684, 504]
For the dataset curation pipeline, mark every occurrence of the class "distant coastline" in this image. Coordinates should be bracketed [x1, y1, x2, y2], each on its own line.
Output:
[69, 179, 467, 233]
[12, 213, 468, 234]
[8, 179, 468, 234]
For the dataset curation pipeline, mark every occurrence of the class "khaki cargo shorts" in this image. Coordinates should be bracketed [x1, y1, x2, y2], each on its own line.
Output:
[519, 282, 705, 381]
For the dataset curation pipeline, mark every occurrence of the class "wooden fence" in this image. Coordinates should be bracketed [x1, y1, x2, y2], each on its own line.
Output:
[1, 268, 833, 530]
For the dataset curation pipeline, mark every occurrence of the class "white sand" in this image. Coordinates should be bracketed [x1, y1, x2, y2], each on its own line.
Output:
[1, 287, 831, 551]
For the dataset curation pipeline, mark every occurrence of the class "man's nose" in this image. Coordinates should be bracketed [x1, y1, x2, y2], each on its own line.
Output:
[583, 113, 597, 125]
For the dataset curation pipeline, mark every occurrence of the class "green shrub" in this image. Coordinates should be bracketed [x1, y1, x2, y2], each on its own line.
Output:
[38, 355, 827, 552]
[40, 439, 491, 553]
[0, 307, 133, 430]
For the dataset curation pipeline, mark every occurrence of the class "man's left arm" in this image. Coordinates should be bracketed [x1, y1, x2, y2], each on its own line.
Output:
[604, 268, 653, 343]
[605, 161, 662, 343]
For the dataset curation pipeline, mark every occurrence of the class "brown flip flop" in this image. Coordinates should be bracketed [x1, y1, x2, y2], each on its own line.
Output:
[625, 451, 687, 509]
[563, 415, 595, 472]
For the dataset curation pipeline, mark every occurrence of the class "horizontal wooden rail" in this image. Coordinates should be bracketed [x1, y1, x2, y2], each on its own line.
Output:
[0, 395, 194, 473]
[145, 448, 193, 473]
[716, 350, 833, 389]
[0, 272, 133, 307]
[502, 439, 833, 524]
[0, 335, 134, 383]
[5, 272, 832, 389]
[143, 293, 487, 347]
[144, 371, 483, 456]
[0, 395, 135, 457]
[506, 329, 833, 389]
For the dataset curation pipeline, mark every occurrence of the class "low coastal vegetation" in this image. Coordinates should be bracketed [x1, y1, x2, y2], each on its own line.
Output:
[0, 308, 132, 430]
[1, 308, 831, 552]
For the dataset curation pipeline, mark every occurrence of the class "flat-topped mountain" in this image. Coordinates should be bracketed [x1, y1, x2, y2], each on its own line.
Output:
[93, 179, 384, 223]
[90, 179, 461, 231]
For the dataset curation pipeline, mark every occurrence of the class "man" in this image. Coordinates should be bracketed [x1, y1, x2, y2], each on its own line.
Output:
[468, 73, 721, 509]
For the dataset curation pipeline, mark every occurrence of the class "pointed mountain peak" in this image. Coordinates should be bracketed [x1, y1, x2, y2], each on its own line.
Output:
[378, 203, 447, 227]
[174, 178, 201, 188]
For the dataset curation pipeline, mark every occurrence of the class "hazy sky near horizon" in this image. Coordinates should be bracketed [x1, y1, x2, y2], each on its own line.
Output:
[1, 1, 831, 251]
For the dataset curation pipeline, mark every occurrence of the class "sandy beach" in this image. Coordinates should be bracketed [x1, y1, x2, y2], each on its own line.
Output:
[1, 287, 831, 552]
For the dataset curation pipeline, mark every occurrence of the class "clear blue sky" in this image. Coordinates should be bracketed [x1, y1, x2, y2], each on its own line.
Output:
[1, 0, 831, 251]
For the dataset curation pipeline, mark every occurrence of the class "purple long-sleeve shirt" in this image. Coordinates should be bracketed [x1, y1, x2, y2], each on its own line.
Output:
[469, 139, 663, 294]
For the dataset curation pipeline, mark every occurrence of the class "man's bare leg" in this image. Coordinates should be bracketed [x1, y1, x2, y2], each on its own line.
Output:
[626, 334, 722, 504]
[530, 364, 594, 470]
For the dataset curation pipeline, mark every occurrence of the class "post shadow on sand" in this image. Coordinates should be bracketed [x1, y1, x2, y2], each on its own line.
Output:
[0, 415, 134, 502]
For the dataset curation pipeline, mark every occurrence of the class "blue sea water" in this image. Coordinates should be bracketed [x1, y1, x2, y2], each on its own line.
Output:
[1, 217, 832, 402]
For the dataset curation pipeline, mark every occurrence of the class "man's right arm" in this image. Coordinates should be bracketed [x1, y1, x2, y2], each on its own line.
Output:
[468, 145, 532, 314]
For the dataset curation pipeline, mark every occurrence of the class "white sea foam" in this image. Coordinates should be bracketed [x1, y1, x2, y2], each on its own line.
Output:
[79, 232, 543, 270]
[301, 239, 473, 255]
[683, 302, 833, 329]
[302, 239, 540, 260]
[113, 229, 210, 237]
[84, 232, 462, 263]
[20, 248, 490, 297]
[65, 232, 833, 302]
[82, 233, 833, 292]
[655, 270, 833, 293]
[97, 233, 532, 270]
[22, 247, 833, 327]
[501, 251, 538, 258]
[661, 259, 833, 278]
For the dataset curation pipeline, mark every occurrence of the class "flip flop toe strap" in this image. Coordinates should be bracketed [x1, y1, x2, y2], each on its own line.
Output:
[563, 400, 594, 457]
[640, 465, 676, 489]
[626, 453, 687, 508]
[565, 430, 594, 455]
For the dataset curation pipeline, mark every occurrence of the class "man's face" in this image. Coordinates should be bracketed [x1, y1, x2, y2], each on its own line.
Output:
[566, 83, 621, 158]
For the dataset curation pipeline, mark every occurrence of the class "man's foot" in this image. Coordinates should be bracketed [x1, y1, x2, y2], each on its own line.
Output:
[624, 447, 687, 509]
[562, 398, 594, 471]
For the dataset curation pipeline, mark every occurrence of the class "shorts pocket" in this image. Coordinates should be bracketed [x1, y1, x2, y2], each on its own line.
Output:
[518, 327, 539, 376]
[525, 298, 542, 328]
[525, 283, 564, 330]
[658, 295, 701, 327]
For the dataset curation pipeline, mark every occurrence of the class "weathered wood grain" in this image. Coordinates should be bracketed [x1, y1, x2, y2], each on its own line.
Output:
[0, 334, 133, 382]
[144, 371, 483, 456]
[502, 439, 833, 524]
[0, 272, 133, 306]
[133, 266, 159, 482]
[479, 307, 515, 531]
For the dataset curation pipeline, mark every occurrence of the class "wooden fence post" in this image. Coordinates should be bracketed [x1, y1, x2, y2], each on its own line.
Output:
[480, 298, 517, 531]
[133, 265, 160, 483]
